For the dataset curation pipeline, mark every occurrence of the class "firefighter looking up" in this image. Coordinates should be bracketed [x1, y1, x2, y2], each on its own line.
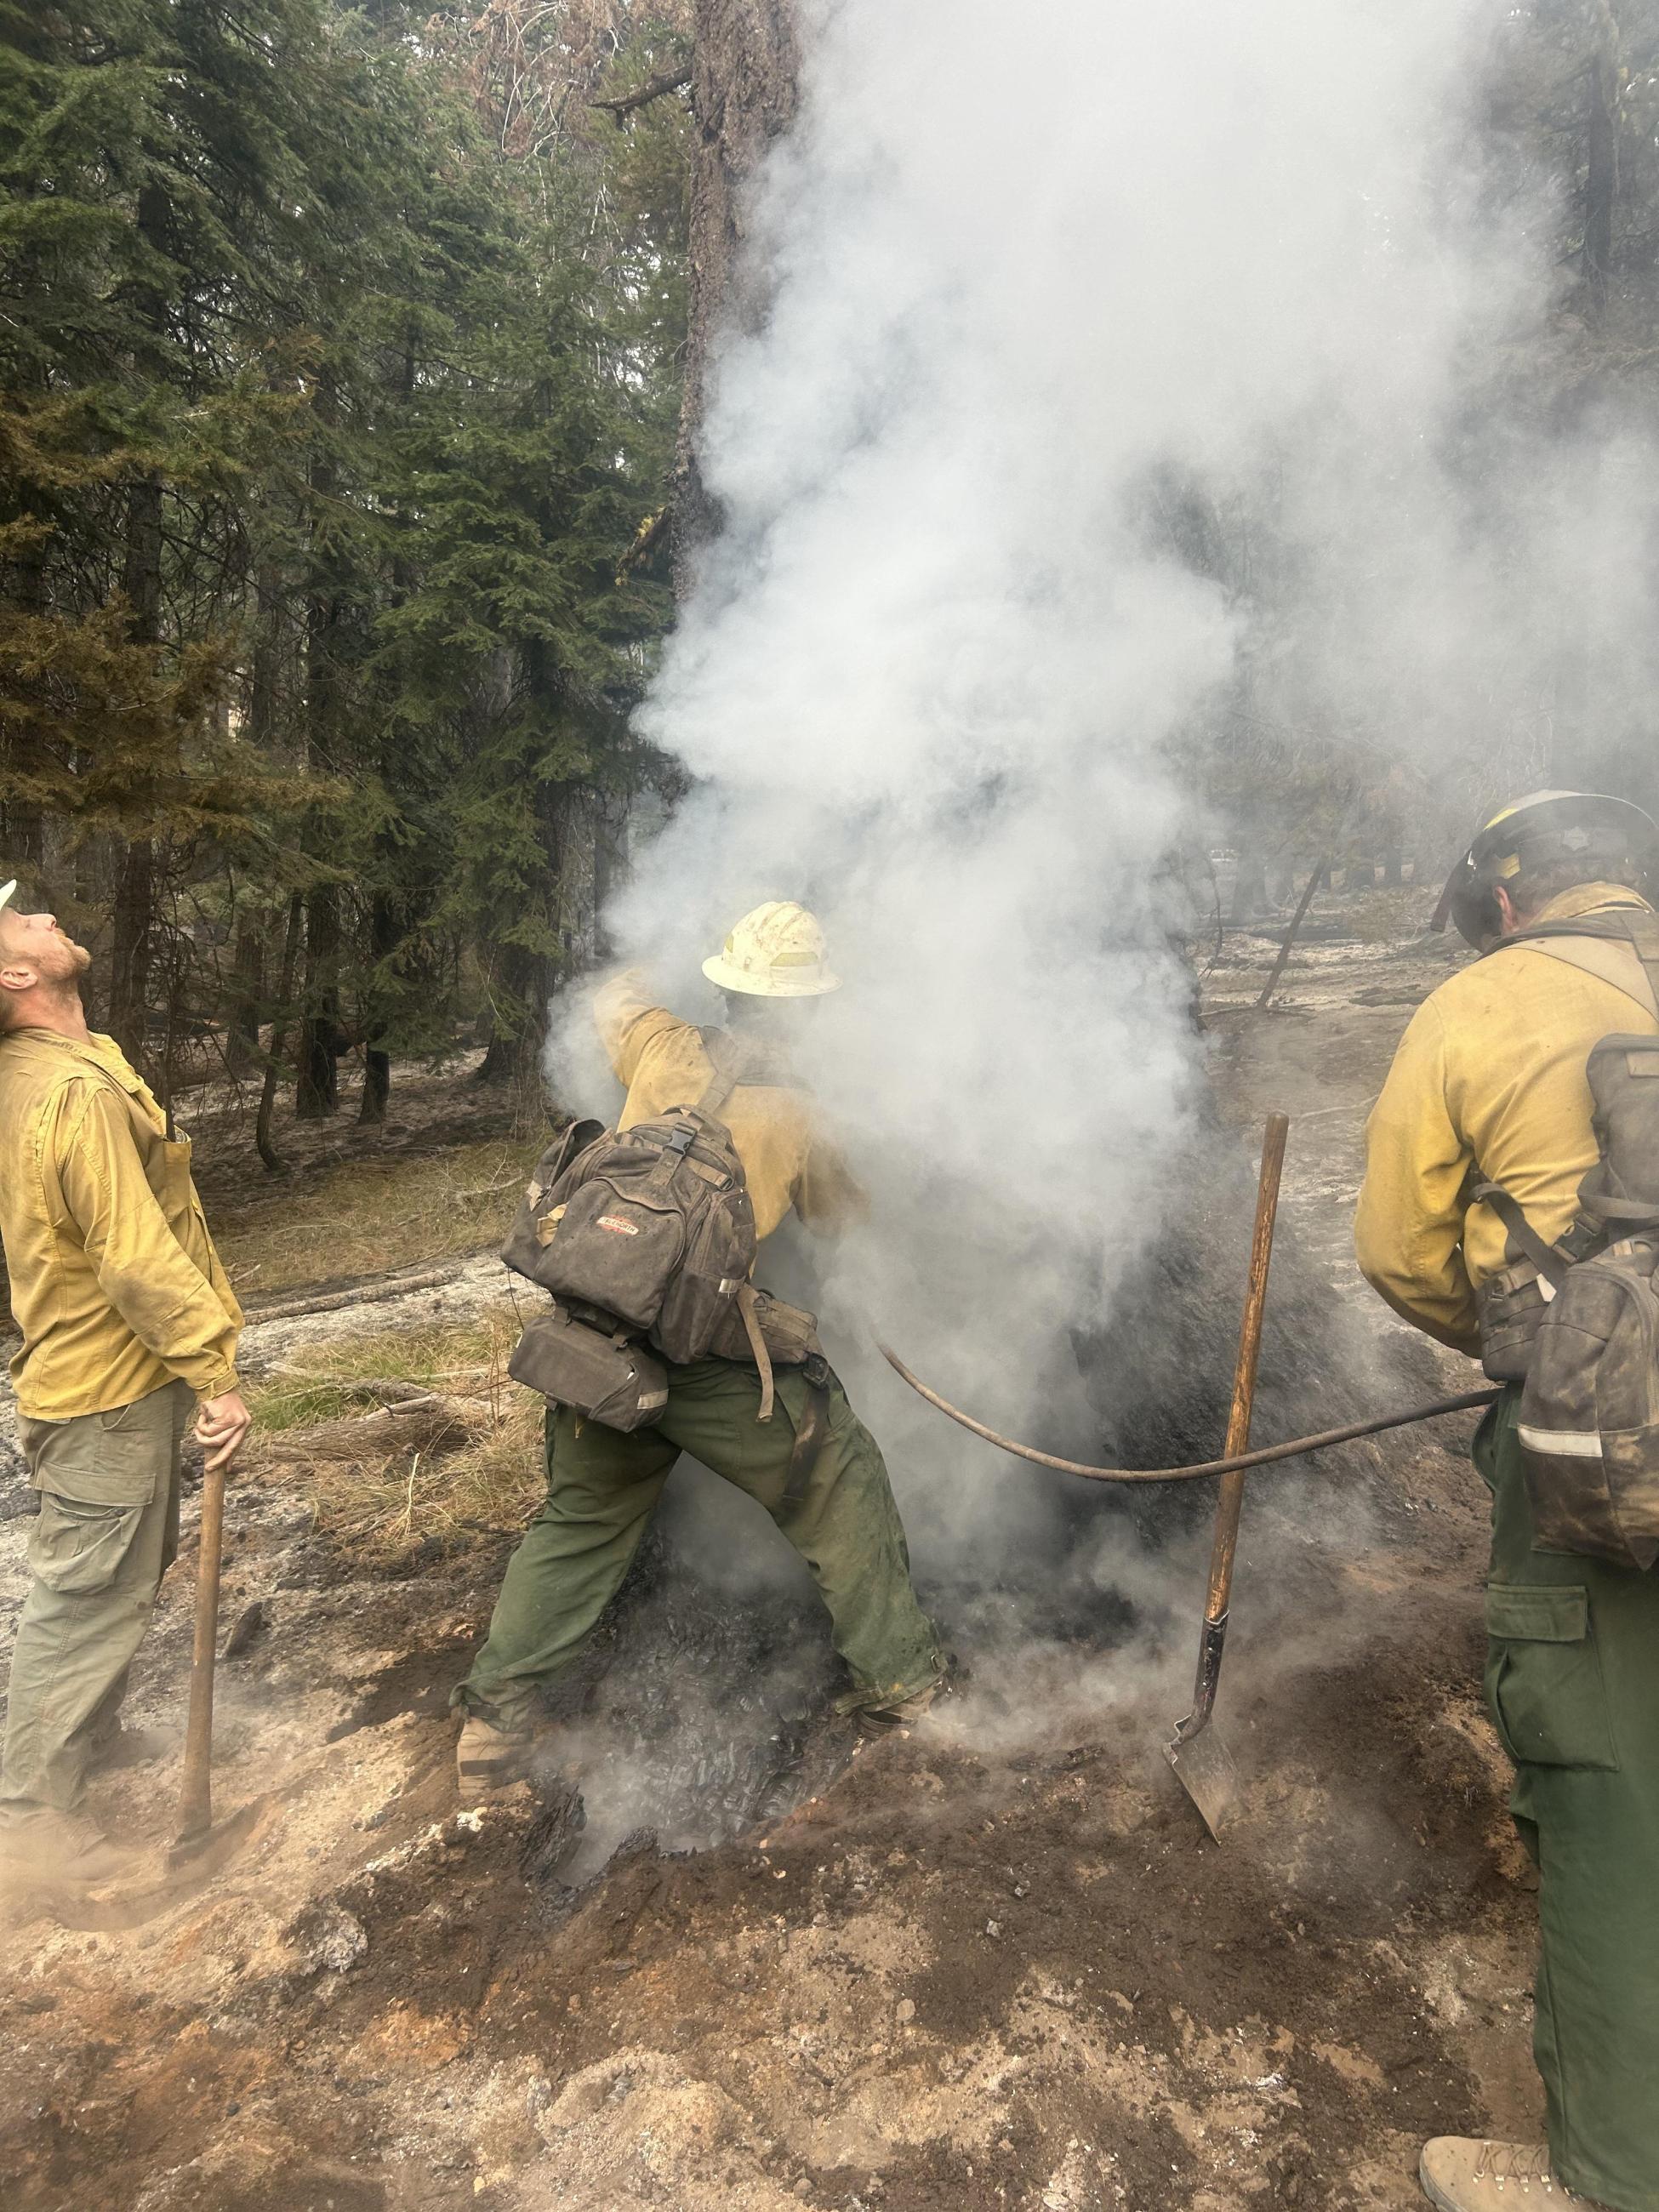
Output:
[1355, 792, 1659, 2212]
[453, 901, 944, 1789]
[0, 880, 250, 1881]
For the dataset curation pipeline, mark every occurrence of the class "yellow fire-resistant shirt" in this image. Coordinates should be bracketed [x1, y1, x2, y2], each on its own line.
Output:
[0, 1028, 242, 1419]
[593, 971, 862, 1241]
[1355, 883, 1659, 1355]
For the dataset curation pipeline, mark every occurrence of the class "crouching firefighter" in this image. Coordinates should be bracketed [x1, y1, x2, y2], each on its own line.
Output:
[453, 901, 944, 1789]
[1356, 791, 1659, 2212]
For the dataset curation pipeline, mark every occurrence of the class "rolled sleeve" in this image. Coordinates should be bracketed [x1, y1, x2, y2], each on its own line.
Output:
[51, 1088, 242, 1398]
[794, 1133, 870, 1235]
[1355, 1000, 1480, 1354]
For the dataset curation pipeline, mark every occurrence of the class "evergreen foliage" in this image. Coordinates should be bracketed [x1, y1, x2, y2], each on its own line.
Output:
[0, 0, 689, 1126]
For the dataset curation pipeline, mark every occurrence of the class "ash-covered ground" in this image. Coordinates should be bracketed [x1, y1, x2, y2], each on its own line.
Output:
[0, 898, 1542, 2212]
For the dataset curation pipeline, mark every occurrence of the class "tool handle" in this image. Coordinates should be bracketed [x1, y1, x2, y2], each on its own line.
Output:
[1203, 1112, 1289, 1628]
[175, 1457, 226, 1844]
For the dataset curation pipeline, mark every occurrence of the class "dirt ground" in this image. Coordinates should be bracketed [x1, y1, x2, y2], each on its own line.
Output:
[0, 897, 1545, 2212]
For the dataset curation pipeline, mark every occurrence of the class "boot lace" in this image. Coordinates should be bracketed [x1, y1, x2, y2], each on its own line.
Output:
[1472, 2144, 1593, 2201]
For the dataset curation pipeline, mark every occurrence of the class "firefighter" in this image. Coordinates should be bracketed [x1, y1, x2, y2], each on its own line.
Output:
[453, 901, 944, 1788]
[1355, 794, 1659, 2212]
[0, 881, 250, 1880]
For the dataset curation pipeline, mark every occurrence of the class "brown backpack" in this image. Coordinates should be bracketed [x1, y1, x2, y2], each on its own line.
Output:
[503, 1035, 756, 1360]
[501, 1036, 829, 1437]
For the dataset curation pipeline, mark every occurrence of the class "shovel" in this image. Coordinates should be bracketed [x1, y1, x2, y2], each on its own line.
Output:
[1165, 1109, 1289, 1839]
[167, 1455, 259, 1873]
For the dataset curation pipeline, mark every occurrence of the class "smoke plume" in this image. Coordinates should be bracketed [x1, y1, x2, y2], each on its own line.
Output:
[552, 0, 1656, 1576]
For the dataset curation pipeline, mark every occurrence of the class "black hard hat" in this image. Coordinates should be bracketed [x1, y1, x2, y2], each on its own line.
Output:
[1431, 789, 1659, 950]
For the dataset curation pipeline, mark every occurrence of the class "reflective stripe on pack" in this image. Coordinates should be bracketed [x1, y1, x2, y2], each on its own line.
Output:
[1519, 1422, 1605, 1458]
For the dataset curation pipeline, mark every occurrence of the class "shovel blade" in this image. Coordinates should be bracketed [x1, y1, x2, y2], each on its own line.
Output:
[1164, 1724, 1243, 1840]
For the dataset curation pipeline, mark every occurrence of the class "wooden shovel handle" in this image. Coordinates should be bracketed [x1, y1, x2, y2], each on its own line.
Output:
[175, 1457, 226, 1843]
[1204, 1113, 1290, 1627]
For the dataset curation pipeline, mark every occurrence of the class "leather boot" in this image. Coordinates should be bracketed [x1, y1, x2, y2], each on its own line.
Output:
[1421, 2139, 1611, 2210]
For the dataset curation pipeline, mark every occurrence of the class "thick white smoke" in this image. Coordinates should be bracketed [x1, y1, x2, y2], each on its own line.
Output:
[552, 0, 1651, 1565]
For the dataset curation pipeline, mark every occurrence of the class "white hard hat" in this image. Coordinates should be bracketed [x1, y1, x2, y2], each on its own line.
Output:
[0, 881, 14, 917]
[702, 900, 841, 998]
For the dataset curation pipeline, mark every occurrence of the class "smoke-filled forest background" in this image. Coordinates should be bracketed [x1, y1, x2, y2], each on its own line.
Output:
[3, 0, 1659, 1143]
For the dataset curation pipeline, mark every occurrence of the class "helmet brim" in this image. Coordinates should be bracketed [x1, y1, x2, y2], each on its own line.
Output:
[0, 880, 14, 915]
[701, 954, 841, 998]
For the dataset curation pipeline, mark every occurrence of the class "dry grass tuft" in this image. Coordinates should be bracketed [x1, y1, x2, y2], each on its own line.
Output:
[214, 1136, 540, 1299]
[250, 1313, 544, 1558]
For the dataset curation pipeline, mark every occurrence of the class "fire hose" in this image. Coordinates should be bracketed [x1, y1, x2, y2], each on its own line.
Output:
[878, 1345, 1499, 1484]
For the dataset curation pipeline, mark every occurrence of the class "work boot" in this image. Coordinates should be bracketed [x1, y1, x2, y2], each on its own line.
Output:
[88, 1724, 177, 1774]
[0, 1809, 144, 1884]
[454, 1710, 527, 1794]
[1420, 2140, 1611, 2209]
[854, 1677, 946, 1736]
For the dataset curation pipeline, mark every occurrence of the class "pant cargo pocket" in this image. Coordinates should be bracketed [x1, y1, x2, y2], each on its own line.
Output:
[1484, 1582, 1620, 1770]
[28, 1495, 145, 1597]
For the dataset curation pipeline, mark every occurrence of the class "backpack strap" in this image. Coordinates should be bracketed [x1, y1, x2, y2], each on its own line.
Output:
[1474, 1180, 1571, 1289]
[644, 1031, 749, 1189]
[735, 1282, 775, 1422]
[1497, 912, 1659, 1022]
[693, 1028, 746, 1120]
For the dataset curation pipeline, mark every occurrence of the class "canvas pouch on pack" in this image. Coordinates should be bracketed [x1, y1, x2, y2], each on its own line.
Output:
[507, 1303, 670, 1432]
[1474, 909, 1659, 1569]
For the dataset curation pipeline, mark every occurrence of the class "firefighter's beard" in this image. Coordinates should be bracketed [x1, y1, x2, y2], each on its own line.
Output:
[0, 925, 91, 1026]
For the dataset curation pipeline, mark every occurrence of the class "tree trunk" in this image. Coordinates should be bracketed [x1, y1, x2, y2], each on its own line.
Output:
[108, 177, 172, 1065]
[256, 895, 305, 1173]
[297, 885, 341, 1119]
[476, 940, 553, 1088]
[675, 0, 801, 584]
[107, 836, 155, 1062]
[227, 924, 264, 1074]
[358, 889, 396, 1125]
[1229, 848, 1267, 923]
[108, 470, 164, 1062]
[1584, 26, 1618, 317]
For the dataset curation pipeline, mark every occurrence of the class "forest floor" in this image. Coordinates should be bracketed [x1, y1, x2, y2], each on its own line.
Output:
[0, 892, 1546, 2212]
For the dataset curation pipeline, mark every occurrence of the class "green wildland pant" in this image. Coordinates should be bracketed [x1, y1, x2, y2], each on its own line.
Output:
[1, 1378, 191, 1822]
[1478, 1388, 1659, 2212]
[458, 1356, 942, 1725]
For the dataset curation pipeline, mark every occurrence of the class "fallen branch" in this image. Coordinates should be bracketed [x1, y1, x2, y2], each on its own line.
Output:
[590, 65, 692, 123]
[1257, 854, 1328, 1011]
[244, 1258, 491, 1329]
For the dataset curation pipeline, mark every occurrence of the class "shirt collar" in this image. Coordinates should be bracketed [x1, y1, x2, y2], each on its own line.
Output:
[1530, 881, 1654, 927]
[3, 1028, 145, 1093]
